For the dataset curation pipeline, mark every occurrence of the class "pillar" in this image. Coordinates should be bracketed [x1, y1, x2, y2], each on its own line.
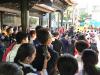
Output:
[39, 15, 43, 26]
[49, 13, 51, 28]
[20, 0, 29, 32]
[0, 12, 3, 29]
[58, 12, 60, 28]
[61, 11, 64, 26]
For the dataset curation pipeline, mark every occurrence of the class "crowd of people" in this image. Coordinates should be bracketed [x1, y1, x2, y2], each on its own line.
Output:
[0, 25, 100, 75]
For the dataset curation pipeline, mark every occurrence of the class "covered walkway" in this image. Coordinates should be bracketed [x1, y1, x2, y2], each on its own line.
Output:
[0, 0, 75, 32]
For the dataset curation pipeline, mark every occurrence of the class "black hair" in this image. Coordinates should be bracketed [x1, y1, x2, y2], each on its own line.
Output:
[29, 30, 36, 37]
[82, 49, 99, 75]
[52, 32, 59, 37]
[15, 32, 28, 44]
[37, 28, 51, 44]
[2, 25, 8, 29]
[82, 49, 98, 65]
[14, 43, 36, 63]
[0, 62, 23, 75]
[13, 27, 18, 32]
[35, 25, 43, 33]
[57, 54, 78, 75]
[75, 40, 89, 53]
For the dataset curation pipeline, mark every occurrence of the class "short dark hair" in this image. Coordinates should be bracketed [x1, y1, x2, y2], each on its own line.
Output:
[57, 54, 78, 75]
[15, 32, 28, 44]
[0, 62, 23, 75]
[35, 26, 43, 33]
[14, 43, 36, 63]
[75, 40, 89, 53]
[82, 49, 98, 66]
[2, 25, 8, 29]
[37, 28, 51, 44]
[52, 32, 59, 37]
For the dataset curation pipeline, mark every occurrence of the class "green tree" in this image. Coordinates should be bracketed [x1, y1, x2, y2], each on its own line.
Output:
[79, 12, 88, 22]
[29, 17, 37, 25]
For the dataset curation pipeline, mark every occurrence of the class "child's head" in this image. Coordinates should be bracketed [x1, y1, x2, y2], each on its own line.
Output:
[37, 28, 53, 45]
[82, 49, 98, 66]
[57, 54, 78, 75]
[14, 43, 36, 64]
[75, 40, 89, 53]
[35, 25, 43, 34]
[52, 32, 59, 39]
[0, 62, 23, 75]
[16, 32, 29, 44]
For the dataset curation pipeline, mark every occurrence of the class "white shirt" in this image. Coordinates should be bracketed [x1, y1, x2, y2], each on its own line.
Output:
[75, 55, 83, 75]
[6, 44, 21, 62]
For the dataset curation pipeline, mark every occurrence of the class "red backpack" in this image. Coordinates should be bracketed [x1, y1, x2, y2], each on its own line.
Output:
[2, 42, 16, 62]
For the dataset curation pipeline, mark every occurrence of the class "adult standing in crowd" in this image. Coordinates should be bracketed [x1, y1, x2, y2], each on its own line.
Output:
[32, 28, 59, 75]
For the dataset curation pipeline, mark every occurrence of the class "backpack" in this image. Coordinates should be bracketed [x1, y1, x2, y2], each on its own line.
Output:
[2, 42, 16, 62]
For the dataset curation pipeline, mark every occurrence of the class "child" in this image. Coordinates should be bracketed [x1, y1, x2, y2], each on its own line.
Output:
[57, 54, 78, 75]
[14, 43, 50, 75]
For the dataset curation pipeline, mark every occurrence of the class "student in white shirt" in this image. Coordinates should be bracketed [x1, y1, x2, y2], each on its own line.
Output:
[6, 31, 29, 62]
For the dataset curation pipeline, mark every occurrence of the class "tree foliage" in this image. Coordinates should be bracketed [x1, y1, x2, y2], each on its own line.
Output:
[79, 11, 89, 22]
[29, 17, 37, 25]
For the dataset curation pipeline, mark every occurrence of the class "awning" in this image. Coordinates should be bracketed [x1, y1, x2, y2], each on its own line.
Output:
[0, 7, 20, 14]
[0, 0, 74, 14]
[32, 4, 56, 13]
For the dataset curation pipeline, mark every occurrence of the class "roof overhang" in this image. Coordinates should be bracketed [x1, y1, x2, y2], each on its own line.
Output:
[0, 0, 75, 15]
[0, 7, 42, 17]
[32, 4, 56, 13]
[0, 7, 20, 14]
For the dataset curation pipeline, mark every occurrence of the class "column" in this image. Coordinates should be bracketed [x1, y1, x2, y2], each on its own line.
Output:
[58, 12, 60, 28]
[61, 11, 64, 26]
[0, 12, 3, 29]
[20, 0, 29, 32]
[49, 13, 51, 28]
[39, 15, 43, 26]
